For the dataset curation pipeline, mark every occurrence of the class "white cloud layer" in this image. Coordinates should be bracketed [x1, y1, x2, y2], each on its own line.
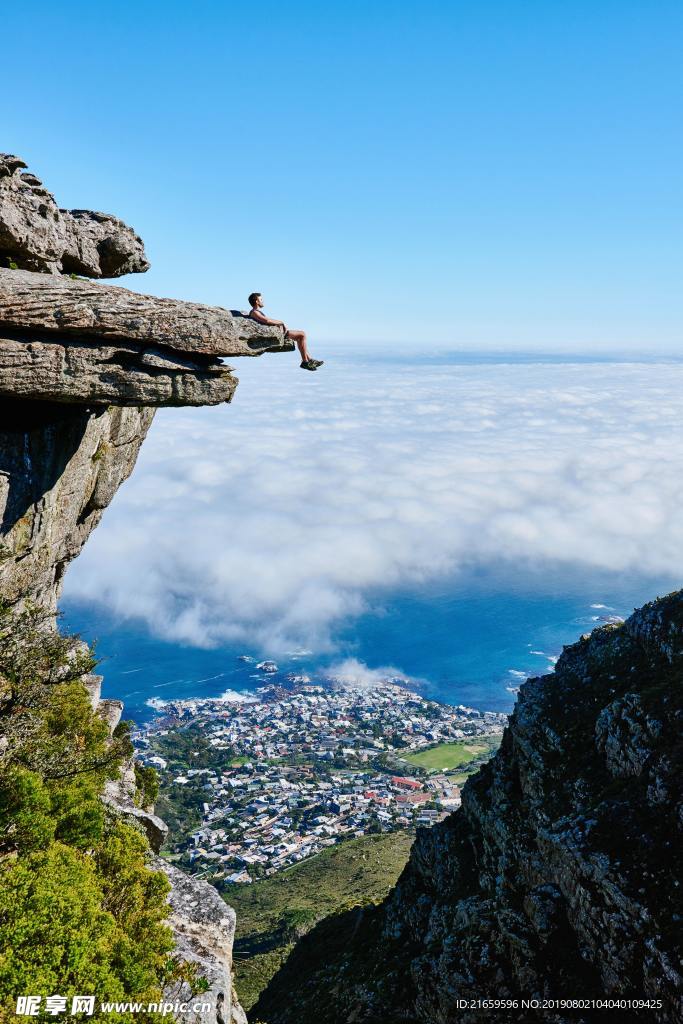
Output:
[64, 350, 683, 652]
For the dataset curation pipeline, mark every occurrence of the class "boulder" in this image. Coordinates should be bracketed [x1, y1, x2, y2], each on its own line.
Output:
[102, 760, 169, 854]
[0, 154, 149, 277]
[97, 698, 124, 736]
[82, 673, 103, 710]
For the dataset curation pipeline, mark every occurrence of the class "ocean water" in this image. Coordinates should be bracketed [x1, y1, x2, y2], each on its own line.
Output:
[62, 564, 674, 723]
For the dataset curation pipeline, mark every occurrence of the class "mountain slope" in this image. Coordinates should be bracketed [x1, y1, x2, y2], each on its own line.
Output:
[255, 592, 683, 1024]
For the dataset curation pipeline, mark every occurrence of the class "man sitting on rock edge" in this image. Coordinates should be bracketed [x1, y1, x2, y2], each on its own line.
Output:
[248, 292, 324, 372]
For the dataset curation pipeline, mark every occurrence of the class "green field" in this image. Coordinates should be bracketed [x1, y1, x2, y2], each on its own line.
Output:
[227, 831, 414, 1011]
[402, 736, 500, 773]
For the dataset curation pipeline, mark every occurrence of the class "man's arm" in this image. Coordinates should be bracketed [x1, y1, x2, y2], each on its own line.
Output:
[249, 309, 286, 328]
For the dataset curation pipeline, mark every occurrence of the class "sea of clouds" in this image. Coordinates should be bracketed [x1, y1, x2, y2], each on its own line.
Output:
[63, 349, 683, 653]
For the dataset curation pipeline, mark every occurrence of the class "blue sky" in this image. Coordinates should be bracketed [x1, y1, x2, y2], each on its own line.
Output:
[5, 1, 682, 349]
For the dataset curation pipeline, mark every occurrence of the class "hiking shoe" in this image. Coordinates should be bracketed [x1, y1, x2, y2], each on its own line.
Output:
[300, 360, 318, 371]
[311, 359, 324, 367]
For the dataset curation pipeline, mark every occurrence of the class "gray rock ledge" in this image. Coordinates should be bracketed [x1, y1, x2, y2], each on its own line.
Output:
[0, 268, 293, 406]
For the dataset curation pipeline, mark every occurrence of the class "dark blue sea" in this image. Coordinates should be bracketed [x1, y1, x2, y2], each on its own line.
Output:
[62, 563, 675, 724]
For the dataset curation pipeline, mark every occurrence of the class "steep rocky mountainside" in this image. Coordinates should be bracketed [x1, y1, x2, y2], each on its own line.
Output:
[0, 154, 293, 1024]
[256, 593, 683, 1024]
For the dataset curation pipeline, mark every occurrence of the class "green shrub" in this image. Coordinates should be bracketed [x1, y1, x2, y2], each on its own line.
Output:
[0, 605, 183, 1020]
[134, 764, 160, 808]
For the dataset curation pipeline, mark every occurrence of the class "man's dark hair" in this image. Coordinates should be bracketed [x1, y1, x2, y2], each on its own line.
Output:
[248, 292, 261, 307]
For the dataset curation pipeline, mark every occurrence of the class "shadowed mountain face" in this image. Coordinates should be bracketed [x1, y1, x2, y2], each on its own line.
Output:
[0, 401, 155, 609]
[255, 592, 683, 1024]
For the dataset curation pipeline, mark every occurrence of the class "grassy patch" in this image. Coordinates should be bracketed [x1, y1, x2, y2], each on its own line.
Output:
[228, 831, 413, 1011]
[229, 755, 251, 767]
[401, 736, 500, 773]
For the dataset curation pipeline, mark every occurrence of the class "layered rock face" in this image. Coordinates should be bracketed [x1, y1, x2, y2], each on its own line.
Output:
[0, 268, 292, 406]
[0, 154, 292, 409]
[256, 593, 683, 1024]
[0, 155, 292, 1024]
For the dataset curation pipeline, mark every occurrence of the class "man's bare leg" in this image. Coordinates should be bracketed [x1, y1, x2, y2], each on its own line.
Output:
[288, 329, 312, 362]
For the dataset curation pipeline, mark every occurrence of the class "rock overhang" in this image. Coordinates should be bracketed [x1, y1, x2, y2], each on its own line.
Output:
[0, 155, 295, 409]
[0, 268, 294, 407]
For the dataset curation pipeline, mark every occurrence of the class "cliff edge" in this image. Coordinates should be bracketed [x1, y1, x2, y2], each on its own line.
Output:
[0, 154, 291, 1024]
[0, 154, 292, 612]
[255, 593, 683, 1024]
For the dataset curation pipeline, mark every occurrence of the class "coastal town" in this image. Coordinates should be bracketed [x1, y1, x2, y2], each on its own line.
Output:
[135, 675, 506, 885]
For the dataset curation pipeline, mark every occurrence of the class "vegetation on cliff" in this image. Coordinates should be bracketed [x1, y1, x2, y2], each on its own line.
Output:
[229, 831, 414, 1011]
[0, 606, 182, 1021]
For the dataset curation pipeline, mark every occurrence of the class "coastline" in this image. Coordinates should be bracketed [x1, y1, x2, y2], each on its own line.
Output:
[61, 570, 670, 724]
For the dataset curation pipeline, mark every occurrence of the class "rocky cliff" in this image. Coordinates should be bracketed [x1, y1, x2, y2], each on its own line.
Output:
[0, 401, 154, 610]
[0, 154, 291, 1024]
[0, 268, 293, 407]
[255, 593, 683, 1024]
[0, 154, 292, 615]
